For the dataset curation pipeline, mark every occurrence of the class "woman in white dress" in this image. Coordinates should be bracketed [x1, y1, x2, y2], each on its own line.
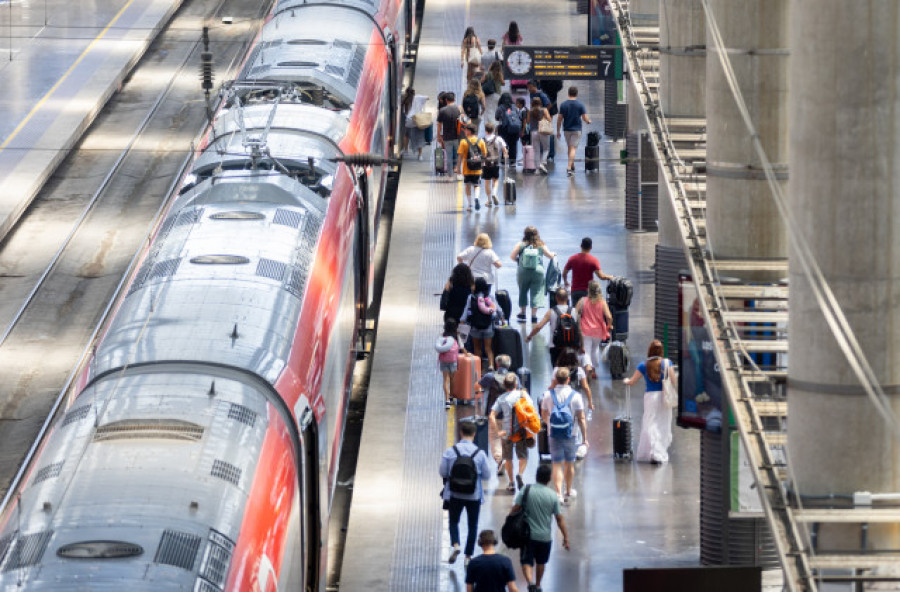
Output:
[456, 233, 502, 295]
[623, 339, 676, 464]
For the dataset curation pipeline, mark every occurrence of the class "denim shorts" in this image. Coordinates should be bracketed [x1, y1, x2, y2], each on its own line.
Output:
[439, 361, 457, 373]
[549, 436, 578, 462]
[469, 325, 494, 340]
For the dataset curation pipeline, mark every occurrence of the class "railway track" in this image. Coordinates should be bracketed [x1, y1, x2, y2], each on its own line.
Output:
[0, 0, 271, 500]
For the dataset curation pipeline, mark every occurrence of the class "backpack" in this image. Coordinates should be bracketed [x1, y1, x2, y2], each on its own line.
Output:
[501, 485, 531, 549]
[552, 305, 581, 349]
[520, 245, 540, 270]
[463, 94, 480, 120]
[548, 388, 576, 439]
[484, 137, 502, 166]
[448, 445, 479, 495]
[464, 138, 483, 171]
[607, 276, 634, 309]
[468, 295, 492, 329]
[509, 392, 541, 442]
[498, 106, 522, 137]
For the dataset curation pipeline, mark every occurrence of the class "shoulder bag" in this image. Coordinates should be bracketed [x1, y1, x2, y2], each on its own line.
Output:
[412, 111, 433, 130]
[538, 118, 553, 136]
[501, 485, 532, 549]
[662, 360, 678, 409]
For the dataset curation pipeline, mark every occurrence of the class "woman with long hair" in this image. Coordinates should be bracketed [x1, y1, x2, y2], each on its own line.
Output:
[462, 78, 486, 130]
[481, 61, 505, 126]
[462, 277, 497, 370]
[624, 339, 676, 464]
[443, 263, 475, 324]
[461, 26, 483, 81]
[526, 96, 552, 174]
[502, 21, 522, 46]
[576, 280, 613, 379]
[402, 87, 429, 159]
[509, 226, 555, 322]
[494, 92, 520, 165]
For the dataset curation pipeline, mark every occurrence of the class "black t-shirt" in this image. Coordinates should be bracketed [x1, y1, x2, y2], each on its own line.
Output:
[438, 104, 462, 141]
[465, 553, 516, 591]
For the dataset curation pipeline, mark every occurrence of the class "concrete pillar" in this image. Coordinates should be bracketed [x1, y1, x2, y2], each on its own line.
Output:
[788, 0, 900, 553]
[704, 0, 788, 274]
[628, 0, 658, 26]
[658, 0, 705, 119]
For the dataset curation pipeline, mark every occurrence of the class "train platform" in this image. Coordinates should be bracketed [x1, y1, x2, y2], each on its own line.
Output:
[340, 0, 703, 589]
[0, 0, 184, 241]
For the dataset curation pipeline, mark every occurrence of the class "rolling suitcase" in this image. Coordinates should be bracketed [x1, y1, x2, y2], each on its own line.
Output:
[435, 145, 447, 175]
[495, 289, 512, 323]
[493, 326, 524, 371]
[457, 416, 490, 454]
[516, 366, 532, 394]
[522, 145, 536, 174]
[451, 353, 482, 402]
[503, 167, 517, 204]
[607, 340, 629, 379]
[537, 424, 551, 464]
[613, 385, 633, 460]
[609, 304, 629, 342]
[585, 145, 599, 172]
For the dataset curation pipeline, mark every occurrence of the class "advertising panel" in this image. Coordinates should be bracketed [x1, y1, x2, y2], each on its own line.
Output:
[677, 274, 723, 432]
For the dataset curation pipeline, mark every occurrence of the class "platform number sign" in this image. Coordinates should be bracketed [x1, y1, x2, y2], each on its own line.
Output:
[502, 46, 620, 81]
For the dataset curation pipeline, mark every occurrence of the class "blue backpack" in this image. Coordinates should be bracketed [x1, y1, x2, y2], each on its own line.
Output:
[498, 106, 522, 137]
[548, 389, 576, 439]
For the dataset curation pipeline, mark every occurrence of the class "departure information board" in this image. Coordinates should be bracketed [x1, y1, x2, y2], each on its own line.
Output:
[502, 46, 620, 80]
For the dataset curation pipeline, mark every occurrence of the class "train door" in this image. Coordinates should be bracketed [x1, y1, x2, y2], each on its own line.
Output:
[302, 413, 321, 591]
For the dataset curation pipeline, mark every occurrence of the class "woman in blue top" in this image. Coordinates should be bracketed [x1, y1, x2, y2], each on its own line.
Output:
[623, 339, 676, 464]
[509, 226, 555, 323]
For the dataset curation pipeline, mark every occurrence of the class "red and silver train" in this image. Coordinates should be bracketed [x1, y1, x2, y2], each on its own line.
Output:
[0, 0, 411, 588]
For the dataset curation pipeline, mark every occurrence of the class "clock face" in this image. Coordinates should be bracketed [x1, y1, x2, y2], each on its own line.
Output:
[506, 50, 532, 76]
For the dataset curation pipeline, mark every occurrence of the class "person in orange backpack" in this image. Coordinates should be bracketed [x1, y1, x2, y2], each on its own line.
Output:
[490, 374, 536, 493]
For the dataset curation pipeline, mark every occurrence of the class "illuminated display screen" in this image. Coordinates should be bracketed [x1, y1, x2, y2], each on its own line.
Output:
[502, 46, 619, 80]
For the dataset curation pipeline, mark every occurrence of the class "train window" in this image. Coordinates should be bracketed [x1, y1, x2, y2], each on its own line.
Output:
[278, 61, 320, 68]
[190, 255, 250, 265]
[93, 419, 204, 442]
[288, 39, 328, 45]
[57, 541, 144, 559]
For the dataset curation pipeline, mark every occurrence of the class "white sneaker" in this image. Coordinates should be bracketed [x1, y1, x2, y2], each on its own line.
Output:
[576, 444, 587, 460]
[567, 488, 577, 500]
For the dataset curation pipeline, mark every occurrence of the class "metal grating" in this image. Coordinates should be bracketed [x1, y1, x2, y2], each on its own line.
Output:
[126, 263, 152, 296]
[94, 419, 203, 442]
[0, 534, 11, 568]
[333, 39, 352, 50]
[654, 245, 686, 362]
[325, 64, 345, 78]
[256, 258, 286, 282]
[227, 403, 257, 427]
[603, 80, 627, 140]
[272, 208, 303, 229]
[210, 460, 241, 486]
[154, 530, 201, 571]
[175, 208, 203, 228]
[198, 531, 234, 587]
[194, 579, 220, 592]
[148, 258, 182, 281]
[2, 531, 53, 571]
[61, 404, 91, 427]
[347, 46, 366, 87]
[32, 461, 64, 485]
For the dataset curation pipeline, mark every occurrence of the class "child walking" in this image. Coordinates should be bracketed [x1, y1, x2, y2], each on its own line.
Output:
[435, 318, 463, 409]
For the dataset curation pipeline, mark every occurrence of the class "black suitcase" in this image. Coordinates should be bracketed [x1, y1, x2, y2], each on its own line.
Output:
[537, 424, 551, 464]
[516, 366, 532, 394]
[613, 385, 633, 460]
[585, 145, 599, 172]
[493, 326, 524, 371]
[457, 415, 490, 454]
[609, 305, 629, 342]
[606, 276, 634, 309]
[504, 175, 517, 204]
[608, 340, 629, 379]
[495, 290, 512, 323]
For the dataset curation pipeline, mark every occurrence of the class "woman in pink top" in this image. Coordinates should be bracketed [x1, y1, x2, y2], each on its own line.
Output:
[575, 280, 612, 379]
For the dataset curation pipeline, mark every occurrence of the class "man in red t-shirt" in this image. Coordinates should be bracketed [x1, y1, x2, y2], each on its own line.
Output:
[563, 237, 613, 305]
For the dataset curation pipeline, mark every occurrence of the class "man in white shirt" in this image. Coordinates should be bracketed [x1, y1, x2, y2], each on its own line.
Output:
[480, 123, 509, 205]
[539, 368, 588, 503]
[489, 374, 533, 493]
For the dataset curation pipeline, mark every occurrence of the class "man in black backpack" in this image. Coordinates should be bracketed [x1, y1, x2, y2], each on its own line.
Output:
[524, 288, 581, 366]
[440, 420, 493, 566]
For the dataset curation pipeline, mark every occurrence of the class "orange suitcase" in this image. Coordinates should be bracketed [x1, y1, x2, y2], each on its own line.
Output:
[451, 353, 482, 403]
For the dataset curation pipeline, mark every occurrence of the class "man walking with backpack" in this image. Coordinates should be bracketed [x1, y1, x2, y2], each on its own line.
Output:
[495, 93, 522, 169]
[458, 124, 487, 211]
[524, 287, 581, 367]
[480, 122, 508, 206]
[489, 374, 538, 493]
[540, 368, 588, 504]
[440, 420, 493, 566]
[479, 355, 517, 470]
[511, 464, 570, 592]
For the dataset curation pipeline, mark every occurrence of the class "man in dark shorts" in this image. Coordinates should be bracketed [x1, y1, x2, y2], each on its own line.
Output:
[563, 237, 612, 306]
[480, 122, 509, 207]
[556, 86, 592, 176]
[465, 530, 519, 591]
[458, 124, 487, 211]
[512, 464, 569, 592]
